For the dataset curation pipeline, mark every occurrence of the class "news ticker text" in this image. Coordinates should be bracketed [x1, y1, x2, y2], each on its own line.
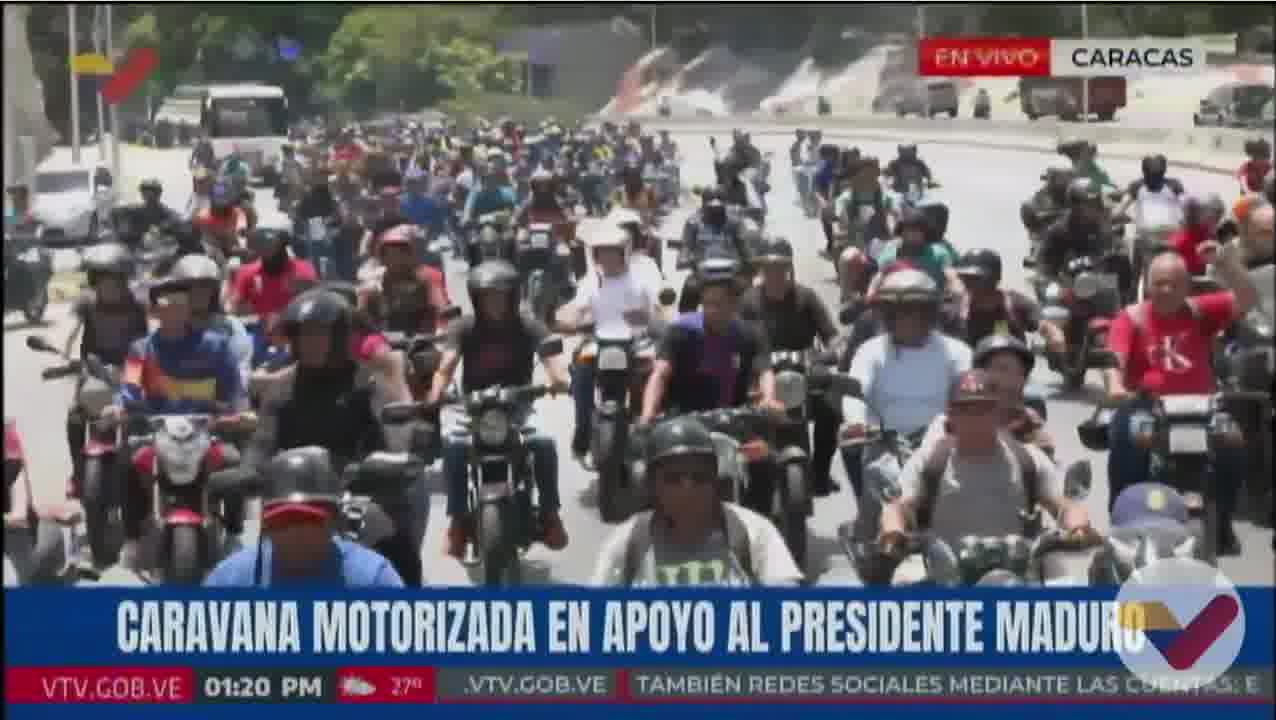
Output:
[6, 667, 1272, 704]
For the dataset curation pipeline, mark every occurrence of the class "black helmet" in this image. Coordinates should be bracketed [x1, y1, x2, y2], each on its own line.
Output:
[898, 143, 917, 156]
[973, 334, 1035, 377]
[874, 267, 940, 306]
[139, 178, 163, 194]
[1067, 178, 1102, 206]
[248, 226, 292, 255]
[644, 416, 718, 473]
[80, 243, 135, 279]
[955, 248, 1003, 285]
[171, 253, 222, 286]
[467, 260, 519, 297]
[700, 187, 725, 207]
[1244, 138, 1271, 159]
[1140, 154, 1167, 177]
[755, 235, 794, 265]
[895, 207, 931, 234]
[260, 447, 343, 521]
[697, 255, 740, 291]
[278, 289, 352, 345]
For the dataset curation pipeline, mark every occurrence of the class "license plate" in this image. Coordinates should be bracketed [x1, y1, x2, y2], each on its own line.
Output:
[530, 233, 550, 249]
[1168, 425, 1209, 454]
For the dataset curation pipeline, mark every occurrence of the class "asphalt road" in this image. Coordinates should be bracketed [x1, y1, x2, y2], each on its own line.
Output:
[4, 133, 1271, 586]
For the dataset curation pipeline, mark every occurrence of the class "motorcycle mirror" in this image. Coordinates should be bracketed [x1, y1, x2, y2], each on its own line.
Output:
[1063, 460, 1093, 501]
[537, 336, 564, 357]
[380, 403, 424, 425]
[658, 287, 677, 306]
[441, 305, 462, 323]
[923, 537, 962, 587]
[666, 237, 683, 249]
[25, 335, 59, 354]
[1022, 257, 1036, 269]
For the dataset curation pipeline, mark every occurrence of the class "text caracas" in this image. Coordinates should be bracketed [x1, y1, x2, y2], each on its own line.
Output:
[1071, 46, 1196, 71]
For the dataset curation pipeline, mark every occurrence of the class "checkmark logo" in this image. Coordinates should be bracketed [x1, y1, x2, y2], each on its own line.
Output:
[1119, 595, 1241, 670]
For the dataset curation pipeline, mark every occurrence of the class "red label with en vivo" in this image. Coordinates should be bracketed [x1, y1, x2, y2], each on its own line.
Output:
[918, 37, 1052, 77]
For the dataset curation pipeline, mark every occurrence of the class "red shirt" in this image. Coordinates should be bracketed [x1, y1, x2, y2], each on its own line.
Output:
[231, 257, 318, 319]
[1167, 224, 1211, 276]
[1238, 159, 1272, 193]
[1107, 292, 1235, 396]
[350, 331, 389, 363]
[193, 208, 244, 237]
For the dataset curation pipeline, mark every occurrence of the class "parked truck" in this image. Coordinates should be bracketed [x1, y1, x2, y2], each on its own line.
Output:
[1019, 76, 1127, 122]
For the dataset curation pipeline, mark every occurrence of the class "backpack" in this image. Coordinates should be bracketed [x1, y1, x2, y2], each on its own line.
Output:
[914, 434, 1041, 534]
[621, 505, 754, 586]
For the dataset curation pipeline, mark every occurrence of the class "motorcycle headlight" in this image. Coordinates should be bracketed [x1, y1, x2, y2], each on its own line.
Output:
[1073, 273, 1101, 300]
[477, 409, 510, 446]
[1044, 282, 1064, 303]
[598, 346, 628, 372]
[17, 248, 41, 263]
[155, 433, 210, 486]
[775, 370, 807, 410]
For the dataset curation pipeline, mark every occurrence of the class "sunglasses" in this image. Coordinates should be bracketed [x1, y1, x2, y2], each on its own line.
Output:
[656, 463, 717, 488]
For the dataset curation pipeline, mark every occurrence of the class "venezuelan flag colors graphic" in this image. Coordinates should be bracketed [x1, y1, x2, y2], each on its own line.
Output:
[1118, 596, 1242, 671]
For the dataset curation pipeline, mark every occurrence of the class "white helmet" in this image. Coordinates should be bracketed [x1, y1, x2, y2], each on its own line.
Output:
[589, 227, 630, 252]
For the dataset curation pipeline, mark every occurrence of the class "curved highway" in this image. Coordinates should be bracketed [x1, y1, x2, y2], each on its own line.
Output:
[4, 131, 1271, 586]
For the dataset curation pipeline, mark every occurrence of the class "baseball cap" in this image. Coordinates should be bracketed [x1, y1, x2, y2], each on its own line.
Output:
[261, 500, 335, 529]
[1110, 483, 1189, 531]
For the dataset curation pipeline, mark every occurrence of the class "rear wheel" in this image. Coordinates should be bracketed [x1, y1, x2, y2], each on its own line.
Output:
[81, 458, 119, 568]
[779, 463, 809, 575]
[479, 503, 521, 586]
[593, 418, 625, 523]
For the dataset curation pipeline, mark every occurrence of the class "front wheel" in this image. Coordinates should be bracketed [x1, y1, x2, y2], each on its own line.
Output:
[165, 525, 205, 585]
[593, 417, 626, 523]
[778, 463, 808, 574]
[81, 458, 119, 568]
[478, 503, 521, 587]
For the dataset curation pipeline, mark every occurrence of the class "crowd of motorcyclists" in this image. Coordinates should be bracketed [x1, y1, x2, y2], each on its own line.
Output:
[3, 110, 1273, 591]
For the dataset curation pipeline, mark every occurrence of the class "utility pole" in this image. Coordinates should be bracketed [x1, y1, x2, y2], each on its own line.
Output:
[68, 3, 82, 164]
[1080, 4, 1090, 123]
[105, 2, 121, 182]
[650, 6, 657, 50]
[93, 5, 106, 157]
[917, 5, 929, 118]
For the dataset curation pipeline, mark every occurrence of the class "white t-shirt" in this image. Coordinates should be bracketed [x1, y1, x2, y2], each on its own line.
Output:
[571, 261, 662, 336]
[844, 332, 972, 434]
[1133, 183, 1183, 232]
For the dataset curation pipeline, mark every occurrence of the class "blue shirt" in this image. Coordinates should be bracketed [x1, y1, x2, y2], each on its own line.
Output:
[462, 183, 517, 224]
[116, 328, 246, 414]
[400, 192, 445, 235]
[813, 160, 836, 196]
[204, 537, 404, 588]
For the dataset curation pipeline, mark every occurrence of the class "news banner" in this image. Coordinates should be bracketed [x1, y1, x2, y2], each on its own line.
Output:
[3, 589, 1273, 717]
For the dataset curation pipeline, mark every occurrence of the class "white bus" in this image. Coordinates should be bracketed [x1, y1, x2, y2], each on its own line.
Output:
[199, 83, 290, 185]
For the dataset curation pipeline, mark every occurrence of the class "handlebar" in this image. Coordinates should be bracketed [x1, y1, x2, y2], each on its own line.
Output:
[41, 362, 83, 381]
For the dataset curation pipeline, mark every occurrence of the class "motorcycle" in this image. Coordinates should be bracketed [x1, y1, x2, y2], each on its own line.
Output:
[446, 362, 560, 586]
[1035, 253, 1126, 390]
[27, 336, 123, 568]
[576, 326, 660, 523]
[336, 450, 426, 551]
[82, 355, 248, 584]
[305, 217, 340, 281]
[1219, 264, 1274, 524]
[515, 221, 575, 325]
[3, 223, 52, 324]
[468, 211, 514, 266]
[1078, 383, 1268, 565]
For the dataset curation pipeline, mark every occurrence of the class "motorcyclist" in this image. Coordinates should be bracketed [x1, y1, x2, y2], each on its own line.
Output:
[238, 290, 424, 585]
[204, 447, 404, 587]
[1238, 138, 1272, 195]
[640, 257, 783, 425]
[101, 274, 250, 571]
[973, 88, 991, 118]
[714, 156, 754, 210]
[677, 189, 752, 312]
[955, 249, 1065, 354]
[356, 224, 450, 336]
[276, 145, 305, 208]
[869, 206, 964, 297]
[171, 254, 254, 388]
[814, 144, 845, 252]
[877, 369, 1088, 554]
[1111, 154, 1185, 235]
[219, 150, 250, 191]
[833, 157, 895, 263]
[611, 162, 658, 221]
[973, 335, 1056, 457]
[293, 171, 341, 259]
[186, 167, 214, 219]
[882, 144, 933, 194]
[739, 236, 842, 496]
[399, 169, 447, 250]
[589, 416, 803, 586]
[229, 226, 318, 320]
[461, 158, 518, 227]
[840, 268, 972, 507]
[513, 173, 570, 228]
[1102, 243, 1260, 556]
[609, 207, 665, 277]
[1167, 193, 1226, 277]
[135, 178, 182, 234]
[1059, 140, 1113, 190]
[192, 181, 248, 257]
[189, 132, 216, 172]
[1036, 179, 1134, 302]
[60, 244, 149, 500]
[427, 261, 571, 558]
[1020, 166, 1076, 240]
